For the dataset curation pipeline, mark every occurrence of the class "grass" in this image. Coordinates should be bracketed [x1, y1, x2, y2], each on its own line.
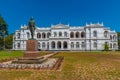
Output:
[0, 51, 50, 61]
[0, 50, 24, 61]
[0, 51, 120, 80]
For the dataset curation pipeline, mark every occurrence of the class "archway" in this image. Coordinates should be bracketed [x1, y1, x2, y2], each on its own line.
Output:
[17, 33, 20, 39]
[47, 32, 51, 38]
[104, 31, 108, 37]
[93, 31, 97, 37]
[63, 41, 67, 49]
[57, 41, 61, 49]
[113, 43, 116, 49]
[76, 42, 79, 48]
[81, 32, 85, 38]
[51, 41, 55, 49]
[70, 32, 74, 38]
[76, 32, 79, 38]
[42, 32, 46, 38]
[59, 32, 62, 37]
[37, 33, 41, 38]
[17, 43, 20, 48]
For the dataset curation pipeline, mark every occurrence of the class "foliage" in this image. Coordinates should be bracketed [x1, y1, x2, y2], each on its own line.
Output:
[117, 32, 120, 50]
[4, 34, 13, 49]
[0, 15, 9, 50]
[104, 43, 109, 51]
[0, 15, 8, 36]
[0, 37, 4, 50]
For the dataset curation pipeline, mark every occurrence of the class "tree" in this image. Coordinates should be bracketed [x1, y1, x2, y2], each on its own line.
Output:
[0, 15, 8, 50]
[117, 32, 120, 50]
[0, 15, 8, 36]
[104, 43, 109, 51]
[4, 34, 13, 49]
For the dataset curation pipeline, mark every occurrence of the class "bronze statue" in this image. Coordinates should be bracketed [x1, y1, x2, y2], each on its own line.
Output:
[28, 17, 36, 39]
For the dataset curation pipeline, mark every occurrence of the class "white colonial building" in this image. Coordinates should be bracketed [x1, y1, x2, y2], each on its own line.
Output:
[13, 22, 118, 51]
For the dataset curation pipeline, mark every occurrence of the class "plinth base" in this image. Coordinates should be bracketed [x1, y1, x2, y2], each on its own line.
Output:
[12, 57, 46, 64]
[24, 51, 40, 58]
[24, 40, 40, 58]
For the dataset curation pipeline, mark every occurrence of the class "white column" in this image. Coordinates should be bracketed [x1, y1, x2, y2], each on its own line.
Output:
[68, 41, 70, 50]
[61, 41, 63, 50]
[74, 32, 76, 38]
[55, 41, 57, 50]
[74, 42, 76, 50]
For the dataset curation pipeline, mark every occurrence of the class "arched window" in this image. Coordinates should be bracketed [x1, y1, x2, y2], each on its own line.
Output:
[76, 32, 79, 38]
[81, 42, 85, 48]
[93, 42, 97, 48]
[63, 41, 67, 49]
[42, 33, 46, 38]
[17, 33, 20, 39]
[42, 42, 46, 48]
[93, 31, 97, 37]
[57, 41, 61, 49]
[113, 35, 117, 40]
[104, 31, 108, 37]
[110, 43, 112, 48]
[37, 33, 41, 38]
[81, 32, 85, 38]
[17, 43, 20, 48]
[71, 42, 74, 48]
[76, 42, 79, 48]
[64, 32, 67, 37]
[70, 32, 74, 38]
[110, 35, 112, 40]
[59, 32, 62, 37]
[51, 41, 55, 49]
[113, 43, 117, 48]
[54, 32, 57, 37]
[27, 32, 30, 39]
[47, 32, 51, 38]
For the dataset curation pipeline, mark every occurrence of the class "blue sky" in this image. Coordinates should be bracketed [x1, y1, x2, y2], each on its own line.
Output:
[0, 0, 120, 33]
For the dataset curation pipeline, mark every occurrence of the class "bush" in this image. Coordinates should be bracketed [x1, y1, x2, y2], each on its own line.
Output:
[104, 43, 109, 51]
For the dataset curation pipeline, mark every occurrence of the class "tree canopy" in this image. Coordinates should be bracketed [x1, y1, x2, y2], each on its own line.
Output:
[117, 32, 120, 50]
[0, 15, 8, 36]
[0, 15, 9, 50]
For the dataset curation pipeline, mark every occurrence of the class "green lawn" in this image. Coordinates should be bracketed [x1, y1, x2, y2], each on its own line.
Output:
[0, 51, 24, 61]
[0, 51, 50, 61]
[0, 51, 120, 80]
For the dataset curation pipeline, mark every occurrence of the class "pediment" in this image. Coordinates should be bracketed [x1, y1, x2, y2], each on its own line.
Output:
[51, 24, 69, 29]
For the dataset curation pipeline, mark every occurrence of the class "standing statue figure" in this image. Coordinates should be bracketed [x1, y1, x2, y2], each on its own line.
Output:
[28, 17, 36, 39]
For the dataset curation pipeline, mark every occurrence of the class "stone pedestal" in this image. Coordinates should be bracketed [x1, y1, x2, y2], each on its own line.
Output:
[24, 39, 40, 57]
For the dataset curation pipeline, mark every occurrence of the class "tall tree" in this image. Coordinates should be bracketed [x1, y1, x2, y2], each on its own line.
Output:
[0, 15, 8, 36]
[118, 32, 120, 50]
[0, 15, 8, 50]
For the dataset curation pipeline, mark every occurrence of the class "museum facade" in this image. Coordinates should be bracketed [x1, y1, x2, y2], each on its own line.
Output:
[13, 22, 118, 51]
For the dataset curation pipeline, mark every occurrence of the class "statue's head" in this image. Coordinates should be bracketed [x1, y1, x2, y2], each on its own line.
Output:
[30, 16, 34, 21]
[29, 17, 35, 27]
